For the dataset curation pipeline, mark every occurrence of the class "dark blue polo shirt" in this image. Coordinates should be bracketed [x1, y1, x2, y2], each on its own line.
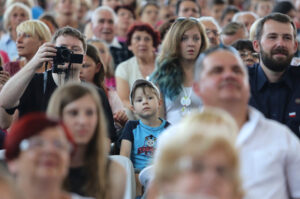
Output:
[248, 63, 300, 138]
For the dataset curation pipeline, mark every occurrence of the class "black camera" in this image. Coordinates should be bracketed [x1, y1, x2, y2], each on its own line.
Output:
[52, 46, 83, 73]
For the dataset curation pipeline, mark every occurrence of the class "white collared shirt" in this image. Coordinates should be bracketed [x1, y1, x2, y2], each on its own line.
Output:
[238, 107, 300, 199]
[155, 107, 300, 199]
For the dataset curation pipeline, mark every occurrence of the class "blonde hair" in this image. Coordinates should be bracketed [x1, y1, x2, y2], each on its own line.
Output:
[47, 82, 110, 199]
[5, 0, 34, 8]
[153, 107, 243, 198]
[16, 20, 51, 42]
[3, 3, 32, 31]
[157, 18, 209, 64]
[249, 18, 262, 41]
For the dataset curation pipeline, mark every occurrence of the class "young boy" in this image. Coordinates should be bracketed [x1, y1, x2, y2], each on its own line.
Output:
[120, 79, 170, 171]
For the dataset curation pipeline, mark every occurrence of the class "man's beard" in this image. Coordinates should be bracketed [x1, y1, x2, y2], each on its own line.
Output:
[260, 45, 293, 72]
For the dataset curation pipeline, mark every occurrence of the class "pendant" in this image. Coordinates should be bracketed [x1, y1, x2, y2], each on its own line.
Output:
[180, 96, 191, 106]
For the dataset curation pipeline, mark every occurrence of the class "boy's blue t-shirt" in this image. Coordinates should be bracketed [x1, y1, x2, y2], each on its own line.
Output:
[121, 119, 170, 170]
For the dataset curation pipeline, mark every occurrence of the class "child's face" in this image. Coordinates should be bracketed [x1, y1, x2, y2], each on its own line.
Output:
[132, 87, 160, 119]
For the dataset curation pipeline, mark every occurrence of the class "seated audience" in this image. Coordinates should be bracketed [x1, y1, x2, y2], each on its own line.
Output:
[47, 82, 126, 199]
[116, 23, 160, 112]
[231, 39, 259, 67]
[91, 6, 133, 68]
[80, 44, 128, 128]
[253, 0, 273, 18]
[54, 0, 84, 32]
[272, 1, 296, 20]
[221, 22, 248, 45]
[151, 18, 208, 124]
[232, 11, 258, 33]
[149, 108, 243, 199]
[120, 79, 170, 171]
[208, 0, 226, 23]
[115, 5, 135, 43]
[176, 0, 201, 18]
[0, 26, 116, 142]
[88, 39, 116, 89]
[219, 5, 240, 27]
[198, 16, 221, 48]
[138, 1, 159, 29]
[0, 3, 31, 61]
[4, 20, 51, 76]
[5, 112, 90, 199]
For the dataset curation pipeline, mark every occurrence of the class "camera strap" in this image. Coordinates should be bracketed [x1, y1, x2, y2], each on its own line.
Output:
[43, 62, 49, 94]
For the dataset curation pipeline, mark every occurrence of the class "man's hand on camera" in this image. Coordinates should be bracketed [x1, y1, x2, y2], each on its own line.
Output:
[30, 42, 57, 70]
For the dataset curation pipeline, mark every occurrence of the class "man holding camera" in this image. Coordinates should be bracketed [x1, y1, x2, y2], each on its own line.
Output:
[0, 27, 116, 141]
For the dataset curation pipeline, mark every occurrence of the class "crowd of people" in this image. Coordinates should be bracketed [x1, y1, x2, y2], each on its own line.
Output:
[0, 0, 300, 199]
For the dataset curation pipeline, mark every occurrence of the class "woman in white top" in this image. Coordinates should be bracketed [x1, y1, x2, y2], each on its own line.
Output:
[116, 23, 160, 111]
[151, 18, 209, 124]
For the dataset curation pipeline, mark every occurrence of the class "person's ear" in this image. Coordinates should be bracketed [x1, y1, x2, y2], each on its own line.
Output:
[193, 81, 202, 98]
[96, 63, 101, 73]
[130, 104, 135, 113]
[293, 40, 298, 54]
[158, 97, 162, 107]
[252, 40, 260, 53]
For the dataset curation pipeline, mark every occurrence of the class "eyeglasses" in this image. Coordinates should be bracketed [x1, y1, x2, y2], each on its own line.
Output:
[176, 17, 199, 23]
[205, 29, 219, 37]
[176, 157, 234, 180]
[239, 51, 259, 59]
[20, 137, 72, 152]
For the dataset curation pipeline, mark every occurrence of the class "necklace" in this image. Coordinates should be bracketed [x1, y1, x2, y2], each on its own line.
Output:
[180, 86, 192, 115]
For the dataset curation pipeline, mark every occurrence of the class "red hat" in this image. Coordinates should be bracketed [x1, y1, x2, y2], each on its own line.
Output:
[5, 112, 75, 161]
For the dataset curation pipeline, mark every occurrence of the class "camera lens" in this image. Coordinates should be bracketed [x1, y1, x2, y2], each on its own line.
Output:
[61, 49, 70, 60]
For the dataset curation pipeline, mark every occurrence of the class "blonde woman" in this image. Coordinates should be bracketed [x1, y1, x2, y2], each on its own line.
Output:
[4, 19, 51, 75]
[148, 108, 243, 199]
[47, 82, 126, 199]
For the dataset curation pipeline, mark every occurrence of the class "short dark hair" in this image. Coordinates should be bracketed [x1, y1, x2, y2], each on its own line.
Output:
[52, 26, 87, 53]
[126, 23, 161, 48]
[115, 4, 136, 19]
[255, 12, 296, 41]
[139, 1, 159, 16]
[231, 39, 255, 52]
[175, 0, 201, 15]
[208, 0, 226, 8]
[272, 1, 295, 15]
[194, 45, 244, 81]
[220, 5, 240, 23]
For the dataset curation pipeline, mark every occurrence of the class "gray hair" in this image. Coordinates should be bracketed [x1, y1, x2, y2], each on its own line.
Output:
[91, 6, 117, 25]
[3, 2, 32, 31]
[198, 16, 221, 33]
[232, 11, 259, 22]
[194, 45, 248, 81]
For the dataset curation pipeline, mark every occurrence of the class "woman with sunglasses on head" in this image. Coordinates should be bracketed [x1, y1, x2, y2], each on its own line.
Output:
[151, 18, 209, 124]
[4, 112, 92, 199]
[47, 82, 126, 199]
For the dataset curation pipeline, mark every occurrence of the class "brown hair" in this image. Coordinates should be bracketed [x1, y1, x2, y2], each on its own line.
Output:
[47, 82, 110, 199]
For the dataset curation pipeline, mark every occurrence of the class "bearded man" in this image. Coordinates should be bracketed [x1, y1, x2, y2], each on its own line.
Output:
[250, 13, 300, 138]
